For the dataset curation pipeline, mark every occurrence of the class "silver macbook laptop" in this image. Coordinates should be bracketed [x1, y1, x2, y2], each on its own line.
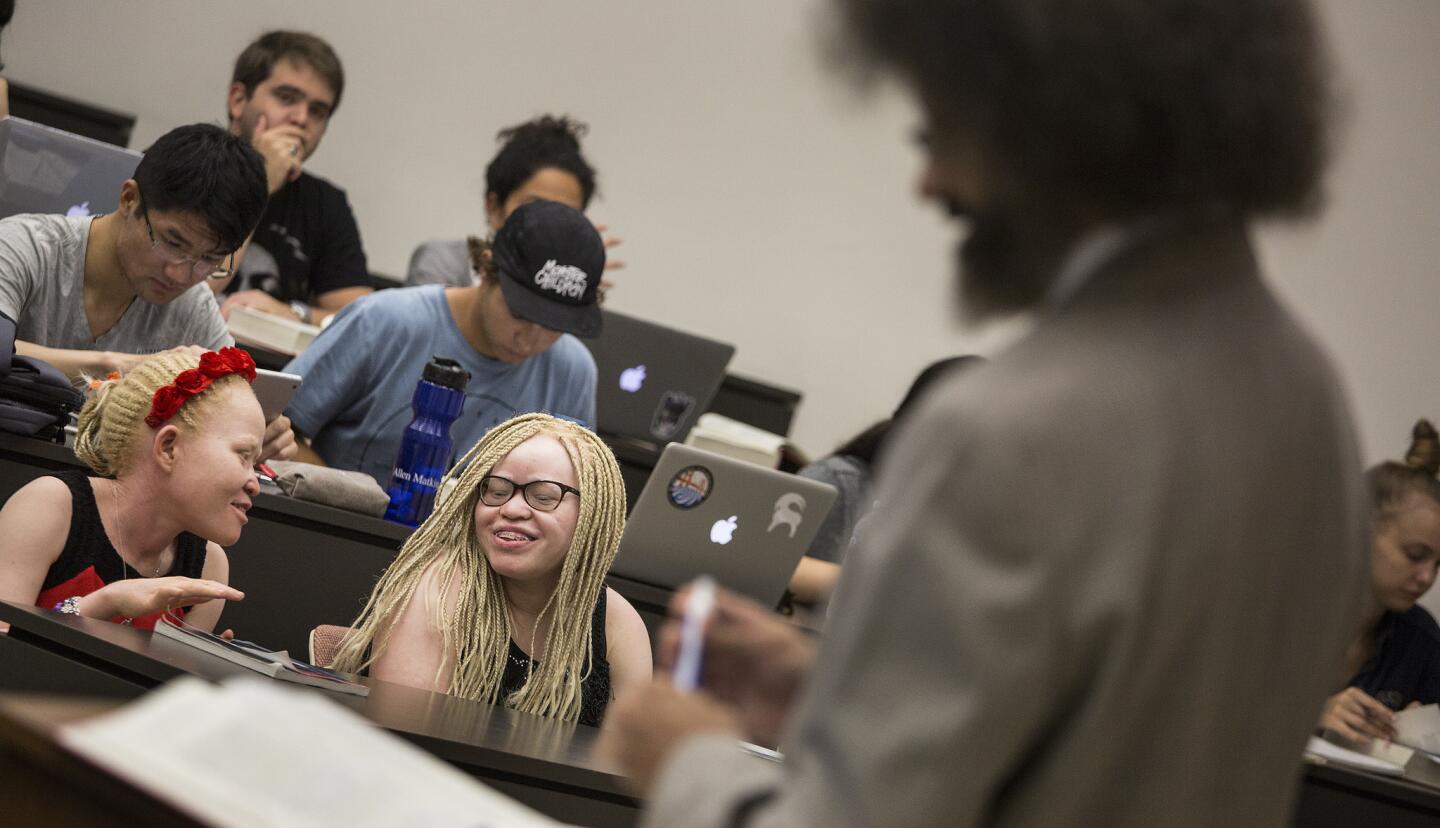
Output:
[583, 309, 735, 448]
[0, 116, 141, 219]
[612, 443, 837, 607]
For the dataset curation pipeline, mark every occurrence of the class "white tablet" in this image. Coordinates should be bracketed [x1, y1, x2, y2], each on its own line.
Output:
[252, 368, 303, 421]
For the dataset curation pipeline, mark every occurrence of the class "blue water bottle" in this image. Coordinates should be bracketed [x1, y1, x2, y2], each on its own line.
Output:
[384, 357, 470, 527]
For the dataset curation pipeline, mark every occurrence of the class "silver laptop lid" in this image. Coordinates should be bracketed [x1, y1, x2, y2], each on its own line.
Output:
[0, 116, 141, 220]
[583, 309, 735, 448]
[612, 443, 837, 607]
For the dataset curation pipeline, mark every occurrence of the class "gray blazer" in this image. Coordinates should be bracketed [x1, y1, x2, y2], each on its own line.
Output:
[644, 219, 1366, 827]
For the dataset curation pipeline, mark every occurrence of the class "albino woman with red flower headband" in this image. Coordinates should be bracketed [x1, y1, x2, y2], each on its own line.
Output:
[0, 347, 263, 631]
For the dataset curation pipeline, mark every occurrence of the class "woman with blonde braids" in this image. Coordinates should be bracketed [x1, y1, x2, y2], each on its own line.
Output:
[0, 348, 263, 632]
[1319, 419, 1440, 743]
[331, 413, 651, 726]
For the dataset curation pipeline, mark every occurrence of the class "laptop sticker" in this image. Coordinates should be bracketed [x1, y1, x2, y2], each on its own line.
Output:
[768, 493, 807, 538]
[651, 390, 696, 440]
[667, 465, 713, 509]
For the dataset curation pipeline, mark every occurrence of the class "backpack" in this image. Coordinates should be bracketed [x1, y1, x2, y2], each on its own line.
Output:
[0, 311, 86, 441]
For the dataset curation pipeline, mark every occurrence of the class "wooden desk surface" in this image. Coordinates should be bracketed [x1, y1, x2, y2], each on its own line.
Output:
[0, 600, 639, 826]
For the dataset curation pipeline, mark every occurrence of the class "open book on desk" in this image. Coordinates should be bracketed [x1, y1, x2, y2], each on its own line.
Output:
[154, 616, 368, 697]
[59, 677, 560, 827]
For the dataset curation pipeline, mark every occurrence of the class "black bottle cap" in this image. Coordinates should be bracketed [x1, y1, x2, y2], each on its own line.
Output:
[423, 357, 470, 391]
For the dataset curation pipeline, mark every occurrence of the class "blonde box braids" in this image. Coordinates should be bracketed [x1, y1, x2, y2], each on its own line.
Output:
[74, 351, 248, 477]
[332, 413, 627, 723]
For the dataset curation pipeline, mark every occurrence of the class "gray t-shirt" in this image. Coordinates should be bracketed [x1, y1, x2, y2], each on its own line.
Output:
[0, 213, 232, 353]
[284, 284, 597, 487]
[405, 238, 474, 288]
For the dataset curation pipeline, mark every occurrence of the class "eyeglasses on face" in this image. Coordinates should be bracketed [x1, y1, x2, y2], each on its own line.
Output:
[137, 195, 234, 280]
[477, 475, 580, 512]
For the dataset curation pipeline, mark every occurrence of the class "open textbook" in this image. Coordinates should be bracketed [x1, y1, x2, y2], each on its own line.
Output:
[59, 677, 562, 827]
[153, 616, 368, 697]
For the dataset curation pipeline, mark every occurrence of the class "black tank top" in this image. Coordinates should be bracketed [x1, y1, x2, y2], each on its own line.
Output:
[37, 471, 208, 629]
[501, 588, 612, 727]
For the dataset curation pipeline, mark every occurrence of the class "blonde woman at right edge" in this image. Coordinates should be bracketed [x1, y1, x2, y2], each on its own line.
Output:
[1319, 419, 1440, 743]
[331, 413, 651, 726]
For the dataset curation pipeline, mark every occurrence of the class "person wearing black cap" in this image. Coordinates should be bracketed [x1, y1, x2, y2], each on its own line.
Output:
[281, 199, 604, 487]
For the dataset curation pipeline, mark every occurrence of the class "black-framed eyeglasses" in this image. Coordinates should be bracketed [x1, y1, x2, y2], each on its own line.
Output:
[477, 475, 579, 512]
[137, 194, 234, 280]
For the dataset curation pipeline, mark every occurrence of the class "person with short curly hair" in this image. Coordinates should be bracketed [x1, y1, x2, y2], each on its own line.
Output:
[330, 413, 651, 726]
[603, 2, 1364, 825]
[406, 114, 623, 288]
[0, 348, 264, 632]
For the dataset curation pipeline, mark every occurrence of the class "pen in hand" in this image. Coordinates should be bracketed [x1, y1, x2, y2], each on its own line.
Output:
[673, 575, 716, 693]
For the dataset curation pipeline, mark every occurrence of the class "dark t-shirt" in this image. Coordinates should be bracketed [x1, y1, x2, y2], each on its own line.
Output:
[226, 171, 369, 303]
[1349, 605, 1440, 708]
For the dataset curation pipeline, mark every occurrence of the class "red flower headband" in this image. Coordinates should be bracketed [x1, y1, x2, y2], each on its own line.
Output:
[144, 347, 257, 428]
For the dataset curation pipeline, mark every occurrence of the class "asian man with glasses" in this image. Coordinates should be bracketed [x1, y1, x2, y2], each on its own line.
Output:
[0, 123, 266, 380]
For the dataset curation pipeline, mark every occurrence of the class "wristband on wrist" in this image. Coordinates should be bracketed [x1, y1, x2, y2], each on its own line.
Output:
[53, 594, 131, 625]
[289, 300, 310, 324]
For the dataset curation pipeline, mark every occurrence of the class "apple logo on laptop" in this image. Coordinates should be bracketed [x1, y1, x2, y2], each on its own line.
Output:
[619, 364, 646, 393]
[66, 201, 92, 218]
[710, 515, 738, 545]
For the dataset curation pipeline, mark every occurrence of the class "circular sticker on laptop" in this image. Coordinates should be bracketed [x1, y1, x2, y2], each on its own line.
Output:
[667, 465, 713, 509]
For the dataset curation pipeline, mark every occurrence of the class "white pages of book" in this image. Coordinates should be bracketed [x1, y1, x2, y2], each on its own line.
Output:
[60, 677, 561, 827]
[1304, 735, 1410, 776]
[1396, 703, 1440, 756]
[228, 305, 320, 355]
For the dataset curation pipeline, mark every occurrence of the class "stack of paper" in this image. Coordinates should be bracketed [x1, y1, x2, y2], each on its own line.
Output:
[60, 678, 560, 827]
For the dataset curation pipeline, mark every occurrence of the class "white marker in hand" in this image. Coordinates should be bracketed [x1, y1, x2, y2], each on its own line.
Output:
[673, 575, 716, 692]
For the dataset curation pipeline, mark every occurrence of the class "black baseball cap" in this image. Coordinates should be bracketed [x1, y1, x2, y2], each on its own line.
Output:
[490, 199, 606, 338]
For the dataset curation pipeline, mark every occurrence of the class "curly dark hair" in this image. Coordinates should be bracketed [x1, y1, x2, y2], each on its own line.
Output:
[834, 0, 1333, 219]
[486, 115, 597, 209]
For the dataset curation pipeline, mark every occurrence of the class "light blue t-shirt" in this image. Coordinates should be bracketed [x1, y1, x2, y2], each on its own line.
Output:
[284, 285, 596, 487]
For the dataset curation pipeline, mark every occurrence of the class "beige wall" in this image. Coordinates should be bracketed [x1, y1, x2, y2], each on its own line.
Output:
[6, 0, 1438, 477]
